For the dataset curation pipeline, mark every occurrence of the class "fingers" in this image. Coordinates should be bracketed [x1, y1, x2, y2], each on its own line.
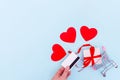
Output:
[52, 66, 71, 80]
[67, 71, 71, 77]
[55, 67, 65, 77]
[62, 66, 71, 78]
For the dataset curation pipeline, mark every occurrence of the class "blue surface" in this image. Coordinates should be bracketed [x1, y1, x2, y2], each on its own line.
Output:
[0, 0, 120, 80]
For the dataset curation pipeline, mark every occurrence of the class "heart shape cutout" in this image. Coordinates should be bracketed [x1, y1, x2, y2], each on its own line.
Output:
[80, 26, 98, 41]
[51, 44, 66, 61]
[60, 27, 76, 43]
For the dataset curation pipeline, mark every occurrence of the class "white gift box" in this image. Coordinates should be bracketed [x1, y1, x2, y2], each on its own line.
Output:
[83, 48, 102, 66]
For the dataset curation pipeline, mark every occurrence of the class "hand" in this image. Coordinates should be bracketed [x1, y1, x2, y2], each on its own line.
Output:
[52, 66, 71, 80]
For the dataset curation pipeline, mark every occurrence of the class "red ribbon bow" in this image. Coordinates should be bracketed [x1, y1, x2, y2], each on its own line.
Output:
[83, 46, 101, 68]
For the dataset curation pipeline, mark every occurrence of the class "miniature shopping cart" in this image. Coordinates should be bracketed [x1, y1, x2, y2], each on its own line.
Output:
[92, 46, 118, 77]
[74, 46, 118, 77]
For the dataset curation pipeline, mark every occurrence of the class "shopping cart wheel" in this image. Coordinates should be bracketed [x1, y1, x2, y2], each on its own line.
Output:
[115, 65, 118, 68]
[101, 72, 106, 77]
[103, 74, 106, 77]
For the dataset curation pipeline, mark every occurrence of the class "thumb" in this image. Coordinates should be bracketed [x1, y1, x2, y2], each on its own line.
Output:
[62, 66, 70, 78]
[55, 67, 65, 77]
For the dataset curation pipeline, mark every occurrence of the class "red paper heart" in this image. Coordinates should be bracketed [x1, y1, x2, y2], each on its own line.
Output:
[51, 44, 66, 61]
[80, 26, 97, 41]
[60, 27, 76, 43]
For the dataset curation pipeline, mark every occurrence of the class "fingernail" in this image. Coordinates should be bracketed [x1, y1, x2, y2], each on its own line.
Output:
[66, 66, 69, 70]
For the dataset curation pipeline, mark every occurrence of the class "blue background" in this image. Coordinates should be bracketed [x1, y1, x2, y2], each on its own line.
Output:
[0, 0, 120, 80]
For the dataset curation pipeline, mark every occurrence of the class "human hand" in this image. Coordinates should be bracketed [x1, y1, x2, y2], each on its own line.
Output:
[52, 66, 71, 80]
